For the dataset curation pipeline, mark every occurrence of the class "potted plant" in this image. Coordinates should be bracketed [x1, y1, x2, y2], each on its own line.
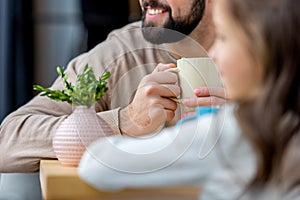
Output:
[34, 65, 111, 166]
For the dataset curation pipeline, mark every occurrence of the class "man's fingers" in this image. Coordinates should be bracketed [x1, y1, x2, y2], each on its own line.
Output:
[154, 63, 176, 72]
[161, 98, 178, 111]
[142, 72, 178, 85]
[165, 109, 176, 121]
[139, 83, 180, 99]
[148, 105, 175, 123]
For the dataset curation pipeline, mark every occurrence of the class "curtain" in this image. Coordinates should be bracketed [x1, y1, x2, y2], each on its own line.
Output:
[0, 0, 33, 122]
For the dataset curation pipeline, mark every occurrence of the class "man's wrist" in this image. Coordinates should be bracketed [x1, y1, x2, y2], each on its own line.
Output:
[119, 105, 143, 136]
[119, 106, 132, 136]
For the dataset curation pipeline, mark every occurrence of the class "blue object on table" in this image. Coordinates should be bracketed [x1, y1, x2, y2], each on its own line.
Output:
[176, 106, 219, 127]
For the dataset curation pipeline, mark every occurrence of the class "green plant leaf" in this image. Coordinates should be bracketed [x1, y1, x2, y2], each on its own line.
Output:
[33, 64, 110, 108]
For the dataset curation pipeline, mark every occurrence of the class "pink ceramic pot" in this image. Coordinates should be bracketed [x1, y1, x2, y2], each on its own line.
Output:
[53, 106, 111, 166]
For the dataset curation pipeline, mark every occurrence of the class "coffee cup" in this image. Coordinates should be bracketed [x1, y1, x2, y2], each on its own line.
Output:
[167, 57, 223, 112]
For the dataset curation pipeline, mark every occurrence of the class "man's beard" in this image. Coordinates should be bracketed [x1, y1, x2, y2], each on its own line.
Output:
[141, 0, 205, 44]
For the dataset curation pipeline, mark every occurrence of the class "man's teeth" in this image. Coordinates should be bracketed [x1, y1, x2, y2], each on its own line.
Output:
[148, 9, 164, 15]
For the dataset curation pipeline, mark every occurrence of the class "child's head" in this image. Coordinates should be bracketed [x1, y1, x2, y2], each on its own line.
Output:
[210, 0, 300, 105]
[211, 0, 300, 189]
[210, 0, 263, 101]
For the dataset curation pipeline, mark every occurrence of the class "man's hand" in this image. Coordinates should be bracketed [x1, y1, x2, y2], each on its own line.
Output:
[181, 86, 227, 118]
[120, 63, 180, 136]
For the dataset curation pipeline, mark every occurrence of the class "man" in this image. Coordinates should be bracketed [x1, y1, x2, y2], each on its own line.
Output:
[0, 0, 223, 172]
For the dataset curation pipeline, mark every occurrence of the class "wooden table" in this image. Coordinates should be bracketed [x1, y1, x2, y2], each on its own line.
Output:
[40, 160, 200, 200]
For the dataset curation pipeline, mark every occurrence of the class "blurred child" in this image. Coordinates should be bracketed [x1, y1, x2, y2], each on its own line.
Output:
[79, 0, 300, 199]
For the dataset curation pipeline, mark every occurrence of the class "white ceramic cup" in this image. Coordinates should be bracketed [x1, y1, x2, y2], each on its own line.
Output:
[168, 57, 223, 112]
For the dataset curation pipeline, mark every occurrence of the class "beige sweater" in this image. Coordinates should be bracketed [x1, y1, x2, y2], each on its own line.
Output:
[0, 21, 207, 172]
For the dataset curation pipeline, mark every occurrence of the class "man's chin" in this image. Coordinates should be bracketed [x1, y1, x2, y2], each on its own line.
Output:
[142, 26, 187, 44]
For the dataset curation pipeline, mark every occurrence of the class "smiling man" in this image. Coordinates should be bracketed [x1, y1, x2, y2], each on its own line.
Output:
[118, 0, 219, 136]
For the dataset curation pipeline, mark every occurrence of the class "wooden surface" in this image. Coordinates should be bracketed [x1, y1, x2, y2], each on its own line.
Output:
[40, 160, 200, 200]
